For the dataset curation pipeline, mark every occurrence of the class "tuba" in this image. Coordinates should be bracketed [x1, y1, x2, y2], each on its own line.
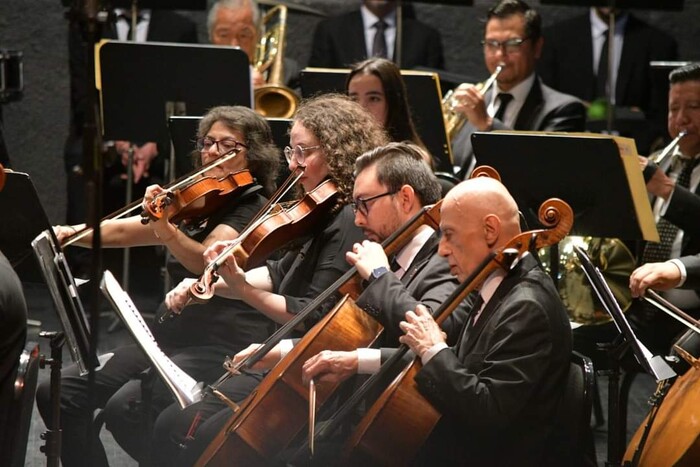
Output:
[442, 65, 503, 140]
[254, 5, 299, 118]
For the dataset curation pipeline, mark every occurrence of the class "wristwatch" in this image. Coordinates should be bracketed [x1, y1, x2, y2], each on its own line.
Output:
[370, 266, 390, 282]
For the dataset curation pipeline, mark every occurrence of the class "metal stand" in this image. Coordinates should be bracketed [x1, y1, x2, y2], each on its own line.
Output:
[38, 331, 66, 467]
[599, 336, 629, 467]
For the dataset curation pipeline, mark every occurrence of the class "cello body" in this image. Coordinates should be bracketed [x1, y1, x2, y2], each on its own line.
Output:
[624, 355, 700, 466]
[196, 295, 382, 466]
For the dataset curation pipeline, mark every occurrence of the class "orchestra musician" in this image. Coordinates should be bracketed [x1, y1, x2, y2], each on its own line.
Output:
[36, 106, 280, 466]
[450, 0, 586, 178]
[630, 254, 700, 297]
[346, 57, 424, 148]
[303, 177, 574, 466]
[151, 94, 388, 466]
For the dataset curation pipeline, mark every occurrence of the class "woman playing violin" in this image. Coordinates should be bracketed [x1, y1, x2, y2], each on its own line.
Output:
[152, 94, 389, 466]
[36, 106, 281, 467]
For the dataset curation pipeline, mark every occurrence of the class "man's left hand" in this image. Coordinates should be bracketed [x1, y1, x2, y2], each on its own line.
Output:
[399, 304, 445, 358]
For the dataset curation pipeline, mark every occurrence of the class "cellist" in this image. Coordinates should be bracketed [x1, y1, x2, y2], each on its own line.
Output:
[35, 106, 281, 467]
[304, 178, 575, 466]
[153, 94, 387, 466]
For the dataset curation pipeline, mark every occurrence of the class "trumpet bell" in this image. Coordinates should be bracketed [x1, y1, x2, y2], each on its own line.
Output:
[539, 236, 636, 325]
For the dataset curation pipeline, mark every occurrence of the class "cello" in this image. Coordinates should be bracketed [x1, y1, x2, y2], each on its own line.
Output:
[623, 292, 700, 466]
[193, 200, 443, 465]
[337, 196, 574, 466]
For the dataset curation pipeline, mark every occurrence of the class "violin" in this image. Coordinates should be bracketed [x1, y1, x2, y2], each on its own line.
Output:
[61, 147, 244, 247]
[140, 170, 255, 225]
[187, 179, 339, 303]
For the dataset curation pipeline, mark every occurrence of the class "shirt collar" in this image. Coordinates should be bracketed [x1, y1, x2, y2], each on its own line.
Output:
[360, 4, 396, 29]
[394, 224, 434, 273]
[589, 8, 628, 36]
[114, 8, 151, 21]
[493, 72, 535, 107]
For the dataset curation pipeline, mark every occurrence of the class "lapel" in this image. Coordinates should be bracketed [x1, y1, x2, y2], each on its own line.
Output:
[346, 11, 368, 63]
[514, 79, 544, 130]
[400, 232, 439, 285]
[456, 255, 537, 359]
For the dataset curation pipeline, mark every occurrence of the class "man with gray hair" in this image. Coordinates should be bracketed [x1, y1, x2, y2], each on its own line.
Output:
[208, 0, 300, 89]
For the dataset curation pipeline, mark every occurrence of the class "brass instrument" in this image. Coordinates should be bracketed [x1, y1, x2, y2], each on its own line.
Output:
[539, 236, 636, 325]
[652, 130, 688, 165]
[442, 65, 503, 140]
[254, 5, 298, 118]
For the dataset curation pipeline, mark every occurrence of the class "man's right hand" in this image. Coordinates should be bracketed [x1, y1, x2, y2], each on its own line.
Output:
[164, 278, 197, 314]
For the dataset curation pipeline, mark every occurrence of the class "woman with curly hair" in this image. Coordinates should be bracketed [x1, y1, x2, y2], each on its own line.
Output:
[39, 106, 283, 467]
[151, 94, 388, 466]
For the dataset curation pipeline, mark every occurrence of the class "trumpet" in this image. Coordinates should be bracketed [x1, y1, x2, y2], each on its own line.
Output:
[652, 130, 688, 166]
[442, 65, 503, 140]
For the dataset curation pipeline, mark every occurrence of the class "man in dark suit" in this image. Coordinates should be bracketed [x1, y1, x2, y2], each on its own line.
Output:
[538, 7, 677, 154]
[308, 0, 444, 70]
[627, 63, 700, 354]
[450, 0, 585, 178]
[65, 8, 198, 224]
[304, 176, 573, 466]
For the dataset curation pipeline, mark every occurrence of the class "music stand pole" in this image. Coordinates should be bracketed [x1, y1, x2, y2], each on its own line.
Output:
[605, 2, 616, 133]
[38, 331, 66, 467]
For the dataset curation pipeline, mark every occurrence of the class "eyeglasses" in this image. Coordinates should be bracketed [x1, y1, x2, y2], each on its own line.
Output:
[212, 26, 256, 45]
[196, 137, 248, 154]
[284, 145, 321, 165]
[351, 191, 397, 216]
[481, 37, 530, 54]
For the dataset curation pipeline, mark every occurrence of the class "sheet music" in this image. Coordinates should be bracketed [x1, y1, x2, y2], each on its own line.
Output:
[100, 270, 204, 408]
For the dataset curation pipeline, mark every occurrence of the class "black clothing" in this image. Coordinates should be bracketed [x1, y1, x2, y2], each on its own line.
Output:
[0, 251, 27, 450]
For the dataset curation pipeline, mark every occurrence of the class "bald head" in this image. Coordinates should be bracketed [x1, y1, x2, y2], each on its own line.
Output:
[438, 178, 521, 281]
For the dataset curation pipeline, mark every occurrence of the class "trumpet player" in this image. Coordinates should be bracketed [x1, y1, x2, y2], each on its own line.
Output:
[450, 0, 585, 178]
[629, 63, 700, 355]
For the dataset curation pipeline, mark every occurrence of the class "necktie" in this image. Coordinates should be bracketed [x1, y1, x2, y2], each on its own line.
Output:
[595, 30, 609, 99]
[493, 93, 514, 122]
[642, 157, 698, 264]
[372, 20, 388, 59]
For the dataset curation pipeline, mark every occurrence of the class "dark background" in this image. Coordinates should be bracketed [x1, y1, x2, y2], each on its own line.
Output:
[0, 0, 698, 225]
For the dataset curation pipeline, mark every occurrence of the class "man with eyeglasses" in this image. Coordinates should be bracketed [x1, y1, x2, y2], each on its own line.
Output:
[450, 0, 586, 178]
[208, 0, 300, 89]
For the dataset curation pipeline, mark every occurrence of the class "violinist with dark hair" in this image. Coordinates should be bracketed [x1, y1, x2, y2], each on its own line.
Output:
[152, 94, 388, 466]
[36, 106, 281, 467]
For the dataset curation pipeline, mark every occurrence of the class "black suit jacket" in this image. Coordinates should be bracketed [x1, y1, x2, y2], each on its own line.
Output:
[680, 255, 700, 290]
[356, 233, 468, 347]
[452, 77, 586, 177]
[413, 254, 572, 466]
[65, 10, 198, 168]
[308, 10, 444, 70]
[538, 13, 677, 151]
[538, 13, 676, 113]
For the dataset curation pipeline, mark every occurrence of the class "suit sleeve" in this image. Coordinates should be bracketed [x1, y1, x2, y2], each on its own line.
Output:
[663, 185, 700, 238]
[356, 254, 468, 345]
[414, 289, 557, 430]
[540, 100, 587, 132]
[680, 254, 700, 290]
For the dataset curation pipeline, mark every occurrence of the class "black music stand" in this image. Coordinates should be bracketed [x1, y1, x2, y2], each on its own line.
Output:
[574, 245, 675, 466]
[300, 67, 453, 172]
[471, 131, 657, 242]
[0, 171, 52, 282]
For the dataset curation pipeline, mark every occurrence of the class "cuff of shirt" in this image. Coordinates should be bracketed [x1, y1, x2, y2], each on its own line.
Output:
[279, 339, 294, 359]
[357, 348, 381, 375]
[668, 258, 687, 287]
[422, 343, 449, 365]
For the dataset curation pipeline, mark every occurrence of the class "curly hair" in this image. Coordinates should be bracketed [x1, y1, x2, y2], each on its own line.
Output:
[197, 106, 280, 196]
[346, 57, 424, 147]
[293, 94, 389, 206]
